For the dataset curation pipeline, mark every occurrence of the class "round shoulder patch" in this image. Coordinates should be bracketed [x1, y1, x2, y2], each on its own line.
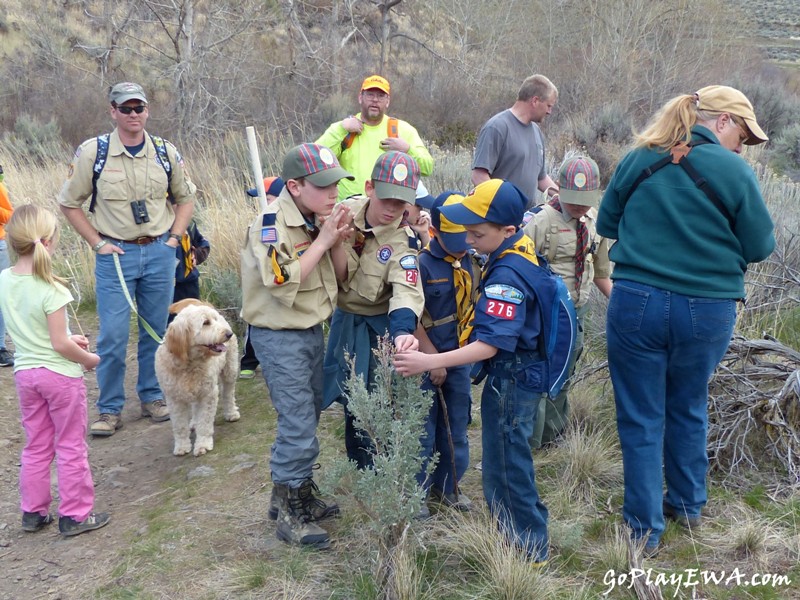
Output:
[320, 148, 335, 165]
[377, 244, 393, 264]
[392, 163, 408, 182]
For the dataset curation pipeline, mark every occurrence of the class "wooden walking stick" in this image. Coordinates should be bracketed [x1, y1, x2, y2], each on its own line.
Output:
[435, 385, 460, 500]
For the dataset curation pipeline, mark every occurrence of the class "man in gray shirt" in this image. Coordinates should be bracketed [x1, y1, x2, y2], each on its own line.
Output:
[471, 74, 559, 209]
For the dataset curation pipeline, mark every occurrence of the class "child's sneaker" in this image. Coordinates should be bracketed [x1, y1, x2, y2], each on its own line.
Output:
[239, 369, 255, 379]
[22, 511, 53, 532]
[59, 512, 111, 537]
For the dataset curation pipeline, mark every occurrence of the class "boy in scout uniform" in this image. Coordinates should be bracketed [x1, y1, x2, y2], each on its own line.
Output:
[322, 151, 425, 470]
[413, 192, 477, 512]
[241, 143, 354, 549]
[58, 82, 196, 437]
[522, 155, 611, 448]
[395, 179, 555, 564]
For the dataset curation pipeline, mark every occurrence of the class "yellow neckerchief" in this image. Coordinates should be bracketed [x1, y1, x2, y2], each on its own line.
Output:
[458, 234, 538, 346]
[181, 233, 194, 277]
[423, 243, 473, 343]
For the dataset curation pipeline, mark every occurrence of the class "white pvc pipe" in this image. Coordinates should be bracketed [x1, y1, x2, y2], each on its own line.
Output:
[246, 126, 267, 212]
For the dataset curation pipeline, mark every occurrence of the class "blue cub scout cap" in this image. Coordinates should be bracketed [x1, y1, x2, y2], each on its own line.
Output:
[429, 191, 469, 254]
[440, 179, 527, 227]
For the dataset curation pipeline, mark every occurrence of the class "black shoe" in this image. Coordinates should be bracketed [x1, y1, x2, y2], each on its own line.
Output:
[0, 348, 13, 367]
[22, 511, 53, 532]
[59, 512, 111, 537]
[663, 501, 702, 529]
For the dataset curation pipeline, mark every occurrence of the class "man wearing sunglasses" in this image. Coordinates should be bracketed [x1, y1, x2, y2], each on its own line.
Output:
[316, 75, 433, 201]
[58, 82, 196, 438]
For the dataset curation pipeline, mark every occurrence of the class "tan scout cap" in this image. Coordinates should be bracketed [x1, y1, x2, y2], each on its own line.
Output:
[695, 85, 768, 145]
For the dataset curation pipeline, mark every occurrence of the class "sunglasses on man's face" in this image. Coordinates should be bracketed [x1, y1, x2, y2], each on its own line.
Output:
[115, 105, 147, 114]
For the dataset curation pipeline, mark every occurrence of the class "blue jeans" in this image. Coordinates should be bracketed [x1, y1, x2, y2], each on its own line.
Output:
[94, 236, 175, 414]
[250, 325, 323, 487]
[481, 353, 549, 562]
[606, 280, 736, 546]
[0, 239, 9, 349]
[417, 364, 471, 493]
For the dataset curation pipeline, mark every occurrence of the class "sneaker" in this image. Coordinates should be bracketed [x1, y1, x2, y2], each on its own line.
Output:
[90, 414, 123, 437]
[141, 399, 170, 422]
[663, 501, 701, 529]
[239, 369, 255, 380]
[59, 512, 111, 537]
[430, 487, 472, 512]
[22, 511, 53, 532]
[0, 348, 13, 367]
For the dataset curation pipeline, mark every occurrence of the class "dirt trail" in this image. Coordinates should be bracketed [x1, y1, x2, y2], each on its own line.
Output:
[0, 349, 178, 600]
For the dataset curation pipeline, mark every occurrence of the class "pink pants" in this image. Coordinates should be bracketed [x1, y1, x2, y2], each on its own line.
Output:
[15, 368, 94, 521]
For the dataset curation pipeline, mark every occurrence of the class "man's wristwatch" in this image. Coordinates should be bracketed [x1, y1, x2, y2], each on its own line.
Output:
[168, 233, 182, 242]
[92, 239, 108, 252]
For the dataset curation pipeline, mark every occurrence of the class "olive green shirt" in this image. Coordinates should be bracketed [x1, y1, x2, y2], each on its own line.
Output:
[58, 129, 196, 239]
[523, 204, 611, 308]
[336, 196, 424, 317]
[240, 189, 339, 329]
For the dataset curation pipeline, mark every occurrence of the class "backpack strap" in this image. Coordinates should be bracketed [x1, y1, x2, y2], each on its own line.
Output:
[619, 139, 733, 229]
[341, 116, 399, 151]
[89, 134, 111, 213]
[149, 134, 174, 203]
[89, 133, 174, 212]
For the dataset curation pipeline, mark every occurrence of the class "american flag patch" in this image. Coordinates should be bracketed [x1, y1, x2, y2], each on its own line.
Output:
[261, 227, 278, 244]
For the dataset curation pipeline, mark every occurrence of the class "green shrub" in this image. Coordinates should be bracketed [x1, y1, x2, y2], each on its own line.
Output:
[3, 114, 67, 164]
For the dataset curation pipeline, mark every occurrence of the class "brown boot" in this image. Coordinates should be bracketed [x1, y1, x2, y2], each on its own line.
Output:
[273, 483, 331, 549]
[268, 479, 339, 521]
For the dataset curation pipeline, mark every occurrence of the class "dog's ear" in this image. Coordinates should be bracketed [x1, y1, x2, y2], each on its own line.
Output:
[164, 315, 191, 362]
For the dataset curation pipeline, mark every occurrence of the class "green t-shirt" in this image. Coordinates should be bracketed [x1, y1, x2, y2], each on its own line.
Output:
[0, 268, 83, 378]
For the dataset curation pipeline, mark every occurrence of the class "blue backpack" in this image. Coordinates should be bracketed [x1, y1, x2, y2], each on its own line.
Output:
[89, 133, 174, 213]
[490, 236, 578, 399]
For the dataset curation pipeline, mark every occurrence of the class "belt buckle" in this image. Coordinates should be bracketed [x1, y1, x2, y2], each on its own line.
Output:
[135, 236, 152, 244]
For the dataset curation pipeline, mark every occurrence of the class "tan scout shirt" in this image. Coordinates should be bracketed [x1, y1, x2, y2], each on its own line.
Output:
[58, 129, 196, 239]
[337, 196, 424, 318]
[240, 189, 339, 330]
[523, 204, 611, 308]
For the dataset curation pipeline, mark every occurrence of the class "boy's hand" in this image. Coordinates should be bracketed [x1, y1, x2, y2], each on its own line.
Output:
[393, 350, 427, 376]
[394, 334, 419, 353]
[317, 204, 353, 249]
[428, 367, 447, 386]
[409, 210, 431, 235]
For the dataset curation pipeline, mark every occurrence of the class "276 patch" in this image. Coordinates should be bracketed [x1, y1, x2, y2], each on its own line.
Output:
[485, 300, 516, 320]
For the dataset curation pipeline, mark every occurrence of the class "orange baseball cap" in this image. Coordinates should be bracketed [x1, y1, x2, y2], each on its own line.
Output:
[361, 75, 390, 95]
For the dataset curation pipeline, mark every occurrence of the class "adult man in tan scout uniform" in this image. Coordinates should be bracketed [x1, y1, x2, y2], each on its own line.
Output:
[241, 143, 353, 549]
[59, 82, 196, 437]
[523, 155, 611, 448]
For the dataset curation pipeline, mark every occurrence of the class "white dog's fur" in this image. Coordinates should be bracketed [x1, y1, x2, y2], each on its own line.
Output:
[155, 299, 240, 456]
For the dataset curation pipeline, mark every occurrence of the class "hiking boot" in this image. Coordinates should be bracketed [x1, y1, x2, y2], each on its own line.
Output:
[273, 483, 331, 549]
[239, 369, 255, 380]
[59, 512, 111, 537]
[268, 479, 339, 521]
[663, 501, 701, 529]
[141, 399, 170, 422]
[416, 501, 432, 521]
[643, 542, 660, 558]
[90, 414, 123, 437]
[0, 348, 14, 367]
[430, 487, 472, 512]
[22, 511, 53, 532]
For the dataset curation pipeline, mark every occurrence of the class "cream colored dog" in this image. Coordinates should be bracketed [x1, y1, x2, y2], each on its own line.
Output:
[155, 299, 240, 456]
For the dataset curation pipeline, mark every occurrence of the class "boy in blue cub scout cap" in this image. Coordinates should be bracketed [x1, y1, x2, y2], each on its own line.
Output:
[410, 191, 479, 512]
[322, 151, 426, 471]
[395, 178, 552, 563]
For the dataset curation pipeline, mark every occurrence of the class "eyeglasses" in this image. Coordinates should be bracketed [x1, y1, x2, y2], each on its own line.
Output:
[362, 91, 388, 101]
[729, 114, 748, 144]
[115, 105, 147, 114]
